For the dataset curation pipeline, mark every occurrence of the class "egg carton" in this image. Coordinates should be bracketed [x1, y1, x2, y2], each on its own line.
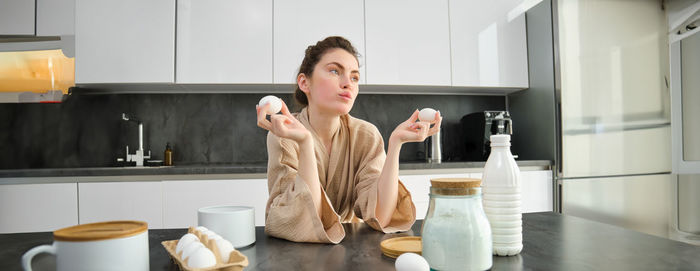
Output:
[162, 227, 249, 271]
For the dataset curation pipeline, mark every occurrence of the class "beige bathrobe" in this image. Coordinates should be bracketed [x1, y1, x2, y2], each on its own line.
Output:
[264, 107, 416, 244]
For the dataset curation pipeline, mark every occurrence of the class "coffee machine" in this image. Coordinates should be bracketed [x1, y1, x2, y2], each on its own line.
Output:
[460, 111, 512, 161]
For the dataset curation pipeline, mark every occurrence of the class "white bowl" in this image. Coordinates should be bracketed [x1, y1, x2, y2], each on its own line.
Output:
[198, 205, 255, 248]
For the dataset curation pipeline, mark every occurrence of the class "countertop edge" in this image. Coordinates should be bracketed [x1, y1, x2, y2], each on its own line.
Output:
[0, 160, 552, 184]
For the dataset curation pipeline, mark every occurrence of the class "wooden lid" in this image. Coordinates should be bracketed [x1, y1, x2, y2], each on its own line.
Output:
[380, 236, 421, 258]
[430, 178, 481, 195]
[430, 178, 481, 188]
[54, 220, 148, 242]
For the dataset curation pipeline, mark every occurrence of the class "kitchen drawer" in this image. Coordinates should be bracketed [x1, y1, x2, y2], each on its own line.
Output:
[78, 182, 163, 229]
[162, 179, 269, 228]
[0, 183, 78, 233]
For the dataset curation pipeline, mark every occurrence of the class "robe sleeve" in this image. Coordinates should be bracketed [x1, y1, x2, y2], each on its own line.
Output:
[264, 132, 345, 244]
[352, 126, 416, 233]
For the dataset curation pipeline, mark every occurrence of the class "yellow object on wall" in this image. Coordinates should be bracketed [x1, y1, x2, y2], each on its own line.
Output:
[0, 49, 74, 93]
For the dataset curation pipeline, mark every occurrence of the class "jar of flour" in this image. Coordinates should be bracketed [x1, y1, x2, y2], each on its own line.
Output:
[421, 178, 492, 271]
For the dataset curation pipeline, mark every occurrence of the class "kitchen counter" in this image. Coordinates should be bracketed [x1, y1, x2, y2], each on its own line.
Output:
[3, 212, 699, 270]
[0, 160, 551, 179]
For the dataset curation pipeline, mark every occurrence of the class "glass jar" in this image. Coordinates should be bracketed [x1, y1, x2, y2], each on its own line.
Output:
[421, 178, 492, 271]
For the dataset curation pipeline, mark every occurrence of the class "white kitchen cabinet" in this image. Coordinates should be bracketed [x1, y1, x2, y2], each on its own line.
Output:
[472, 170, 553, 212]
[177, 0, 272, 84]
[0, 0, 35, 35]
[364, 0, 451, 86]
[402, 170, 552, 219]
[0, 183, 78, 233]
[75, 0, 175, 83]
[78, 182, 163, 229]
[162, 179, 268, 228]
[400, 173, 470, 219]
[449, 0, 528, 88]
[519, 170, 553, 212]
[273, 0, 365, 84]
[36, 0, 75, 36]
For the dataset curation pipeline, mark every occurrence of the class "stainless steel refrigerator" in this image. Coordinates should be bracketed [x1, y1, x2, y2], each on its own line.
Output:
[554, 0, 682, 241]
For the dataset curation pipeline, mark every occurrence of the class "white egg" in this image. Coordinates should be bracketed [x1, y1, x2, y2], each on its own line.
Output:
[186, 246, 217, 268]
[180, 241, 205, 260]
[418, 108, 438, 122]
[258, 95, 282, 115]
[175, 233, 199, 254]
[395, 252, 430, 271]
[213, 238, 235, 263]
[200, 230, 220, 240]
[195, 226, 208, 232]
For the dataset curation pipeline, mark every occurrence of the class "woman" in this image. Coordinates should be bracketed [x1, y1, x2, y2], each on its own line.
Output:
[256, 36, 442, 244]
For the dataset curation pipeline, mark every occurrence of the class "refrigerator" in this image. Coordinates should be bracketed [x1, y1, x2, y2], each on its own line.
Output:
[554, 0, 681, 240]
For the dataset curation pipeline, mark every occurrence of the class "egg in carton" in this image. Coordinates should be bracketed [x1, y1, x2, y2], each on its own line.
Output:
[161, 226, 248, 271]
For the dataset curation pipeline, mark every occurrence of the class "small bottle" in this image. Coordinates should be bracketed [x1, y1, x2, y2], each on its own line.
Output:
[164, 142, 173, 166]
[482, 134, 522, 256]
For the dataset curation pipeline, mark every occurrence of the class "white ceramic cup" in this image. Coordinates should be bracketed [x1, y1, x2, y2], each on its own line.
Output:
[21, 221, 149, 271]
[198, 205, 255, 248]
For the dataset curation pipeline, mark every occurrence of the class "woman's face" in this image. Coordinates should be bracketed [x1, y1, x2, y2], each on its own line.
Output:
[299, 48, 360, 115]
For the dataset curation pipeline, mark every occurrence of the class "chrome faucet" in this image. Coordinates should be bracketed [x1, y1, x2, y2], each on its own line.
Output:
[120, 113, 150, 166]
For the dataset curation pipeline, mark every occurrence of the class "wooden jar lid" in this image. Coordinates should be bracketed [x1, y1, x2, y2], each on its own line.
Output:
[380, 236, 422, 258]
[430, 178, 482, 195]
[54, 220, 148, 242]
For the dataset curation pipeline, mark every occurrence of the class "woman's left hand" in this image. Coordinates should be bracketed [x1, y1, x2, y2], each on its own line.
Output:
[390, 109, 442, 144]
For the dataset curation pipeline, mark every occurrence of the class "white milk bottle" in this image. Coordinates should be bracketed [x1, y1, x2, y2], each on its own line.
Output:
[481, 134, 522, 256]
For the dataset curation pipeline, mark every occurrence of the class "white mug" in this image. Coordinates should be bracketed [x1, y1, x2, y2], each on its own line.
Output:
[198, 205, 255, 248]
[21, 221, 149, 271]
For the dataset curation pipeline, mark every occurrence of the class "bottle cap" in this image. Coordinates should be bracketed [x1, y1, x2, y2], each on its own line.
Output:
[490, 134, 510, 144]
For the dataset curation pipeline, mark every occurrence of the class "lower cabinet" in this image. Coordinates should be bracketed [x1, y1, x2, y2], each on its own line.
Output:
[0, 169, 550, 233]
[162, 179, 269, 228]
[401, 170, 553, 220]
[78, 182, 163, 229]
[0, 183, 78, 233]
[400, 173, 471, 220]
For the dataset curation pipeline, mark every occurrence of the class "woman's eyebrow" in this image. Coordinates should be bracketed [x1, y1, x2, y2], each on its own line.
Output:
[327, 62, 360, 74]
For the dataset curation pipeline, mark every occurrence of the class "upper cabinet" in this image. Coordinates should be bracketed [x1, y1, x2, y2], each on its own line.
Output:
[364, 0, 451, 86]
[177, 0, 272, 84]
[273, 0, 365, 84]
[36, 0, 75, 36]
[69, 0, 529, 91]
[0, 0, 35, 35]
[449, 0, 528, 88]
[75, 0, 175, 84]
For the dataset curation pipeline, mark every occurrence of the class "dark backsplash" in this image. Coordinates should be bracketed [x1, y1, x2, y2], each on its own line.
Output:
[0, 90, 504, 169]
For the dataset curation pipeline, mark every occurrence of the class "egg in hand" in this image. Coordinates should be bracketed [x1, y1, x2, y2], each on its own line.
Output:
[418, 108, 439, 122]
[258, 95, 282, 115]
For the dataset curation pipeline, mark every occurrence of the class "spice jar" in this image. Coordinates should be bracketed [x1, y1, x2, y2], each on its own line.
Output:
[421, 178, 492, 271]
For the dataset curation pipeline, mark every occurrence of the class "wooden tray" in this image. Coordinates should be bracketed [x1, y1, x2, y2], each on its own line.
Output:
[162, 227, 249, 271]
[380, 236, 422, 258]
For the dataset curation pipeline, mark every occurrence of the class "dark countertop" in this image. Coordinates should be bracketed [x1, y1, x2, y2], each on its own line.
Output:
[3, 212, 700, 270]
[0, 160, 551, 178]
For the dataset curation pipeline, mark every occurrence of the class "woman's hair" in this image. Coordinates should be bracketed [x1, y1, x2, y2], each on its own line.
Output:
[294, 36, 359, 108]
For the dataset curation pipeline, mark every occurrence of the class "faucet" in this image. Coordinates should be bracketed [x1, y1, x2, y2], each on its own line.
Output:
[119, 113, 151, 166]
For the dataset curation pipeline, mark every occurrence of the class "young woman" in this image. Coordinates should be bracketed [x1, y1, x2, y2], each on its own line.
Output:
[256, 36, 442, 243]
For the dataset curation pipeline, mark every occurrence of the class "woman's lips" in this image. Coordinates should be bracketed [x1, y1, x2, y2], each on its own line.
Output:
[339, 92, 352, 100]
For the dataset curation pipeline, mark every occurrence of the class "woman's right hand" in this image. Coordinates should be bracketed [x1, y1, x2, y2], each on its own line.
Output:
[256, 100, 311, 143]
